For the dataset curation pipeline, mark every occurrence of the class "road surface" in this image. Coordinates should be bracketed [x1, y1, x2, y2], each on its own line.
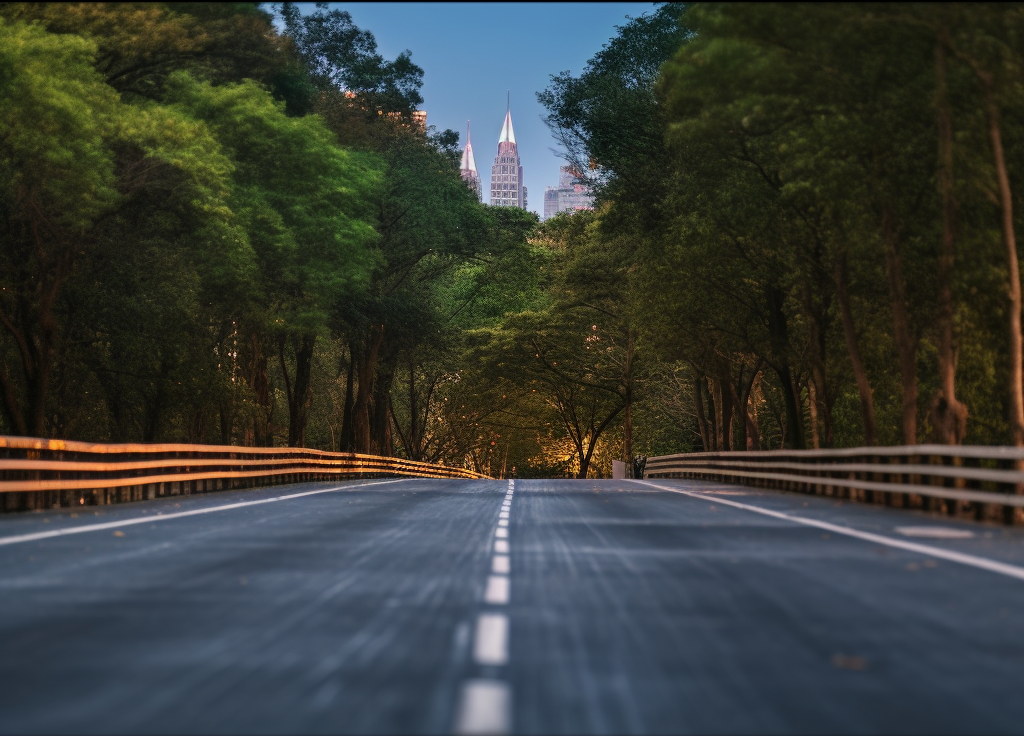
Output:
[3, 477, 1024, 734]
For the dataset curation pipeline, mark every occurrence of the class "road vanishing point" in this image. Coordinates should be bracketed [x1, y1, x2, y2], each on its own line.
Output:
[3, 477, 1024, 734]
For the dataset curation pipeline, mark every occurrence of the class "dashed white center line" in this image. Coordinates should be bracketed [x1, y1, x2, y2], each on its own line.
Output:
[484, 575, 510, 604]
[492, 555, 510, 574]
[473, 613, 509, 665]
[453, 481, 515, 734]
[454, 679, 511, 735]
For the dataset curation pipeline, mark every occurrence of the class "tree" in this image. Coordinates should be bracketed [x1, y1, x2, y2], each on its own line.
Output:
[0, 20, 234, 437]
[165, 73, 381, 446]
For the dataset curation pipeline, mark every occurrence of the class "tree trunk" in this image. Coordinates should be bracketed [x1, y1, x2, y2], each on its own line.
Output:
[948, 37, 1023, 446]
[982, 75, 1023, 445]
[0, 295, 59, 437]
[577, 402, 625, 479]
[693, 374, 710, 452]
[927, 35, 970, 445]
[714, 367, 735, 451]
[808, 378, 820, 449]
[705, 376, 719, 451]
[622, 327, 635, 463]
[246, 332, 273, 446]
[766, 285, 805, 449]
[279, 333, 316, 447]
[728, 361, 761, 451]
[881, 204, 918, 445]
[370, 361, 395, 456]
[808, 312, 833, 448]
[740, 362, 762, 450]
[834, 254, 877, 446]
[340, 339, 356, 452]
[407, 355, 419, 460]
[352, 324, 384, 453]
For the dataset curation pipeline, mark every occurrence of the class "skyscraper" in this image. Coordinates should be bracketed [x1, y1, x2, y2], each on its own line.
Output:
[460, 121, 481, 201]
[542, 166, 595, 220]
[490, 97, 525, 209]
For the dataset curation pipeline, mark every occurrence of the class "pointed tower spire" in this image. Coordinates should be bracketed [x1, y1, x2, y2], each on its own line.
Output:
[498, 92, 516, 145]
[460, 120, 482, 202]
[460, 120, 477, 173]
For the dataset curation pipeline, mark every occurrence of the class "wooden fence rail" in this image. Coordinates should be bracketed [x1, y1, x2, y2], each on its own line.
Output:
[644, 445, 1024, 524]
[0, 436, 488, 512]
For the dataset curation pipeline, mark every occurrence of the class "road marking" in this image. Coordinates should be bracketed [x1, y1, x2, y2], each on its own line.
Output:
[638, 480, 1024, 582]
[492, 555, 510, 574]
[453, 679, 510, 735]
[484, 575, 510, 604]
[495, 527, 508, 538]
[473, 613, 509, 665]
[896, 526, 975, 539]
[498, 519, 508, 527]
[0, 480, 409, 547]
[494, 539, 509, 554]
[499, 511, 510, 519]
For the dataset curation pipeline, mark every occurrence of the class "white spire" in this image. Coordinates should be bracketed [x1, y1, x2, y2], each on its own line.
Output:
[498, 92, 516, 145]
[460, 120, 477, 173]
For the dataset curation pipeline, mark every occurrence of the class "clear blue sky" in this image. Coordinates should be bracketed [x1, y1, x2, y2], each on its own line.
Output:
[323, 2, 656, 216]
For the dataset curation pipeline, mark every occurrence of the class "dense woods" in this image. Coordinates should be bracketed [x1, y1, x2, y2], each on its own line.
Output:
[3, 3, 1024, 477]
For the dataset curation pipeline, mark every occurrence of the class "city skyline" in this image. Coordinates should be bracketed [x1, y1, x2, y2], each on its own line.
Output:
[326, 3, 655, 217]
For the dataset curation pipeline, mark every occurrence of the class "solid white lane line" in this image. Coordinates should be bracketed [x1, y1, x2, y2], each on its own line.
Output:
[638, 480, 1024, 583]
[896, 526, 975, 539]
[0, 480, 409, 547]
[492, 555, 510, 574]
[495, 527, 508, 538]
[494, 539, 509, 554]
[473, 613, 509, 665]
[484, 575, 510, 605]
[453, 679, 511, 735]
[498, 519, 508, 527]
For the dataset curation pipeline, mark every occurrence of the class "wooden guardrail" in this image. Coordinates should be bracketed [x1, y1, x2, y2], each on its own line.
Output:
[644, 446, 1024, 524]
[0, 436, 488, 512]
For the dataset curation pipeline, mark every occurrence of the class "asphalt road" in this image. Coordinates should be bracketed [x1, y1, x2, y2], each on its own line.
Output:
[3, 477, 1024, 734]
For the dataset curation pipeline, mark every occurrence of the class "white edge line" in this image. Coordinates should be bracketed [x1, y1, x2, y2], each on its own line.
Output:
[636, 480, 1024, 582]
[0, 479, 411, 547]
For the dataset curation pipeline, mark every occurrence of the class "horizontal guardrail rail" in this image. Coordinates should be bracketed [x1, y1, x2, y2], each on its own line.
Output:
[644, 445, 1024, 524]
[0, 436, 488, 512]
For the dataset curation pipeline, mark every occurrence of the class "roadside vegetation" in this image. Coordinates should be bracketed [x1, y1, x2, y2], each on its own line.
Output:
[3, 3, 1024, 476]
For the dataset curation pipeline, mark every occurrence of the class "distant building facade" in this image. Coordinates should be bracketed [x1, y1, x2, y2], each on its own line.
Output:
[459, 121, 481, 201]
[542, 166, 594, 220]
